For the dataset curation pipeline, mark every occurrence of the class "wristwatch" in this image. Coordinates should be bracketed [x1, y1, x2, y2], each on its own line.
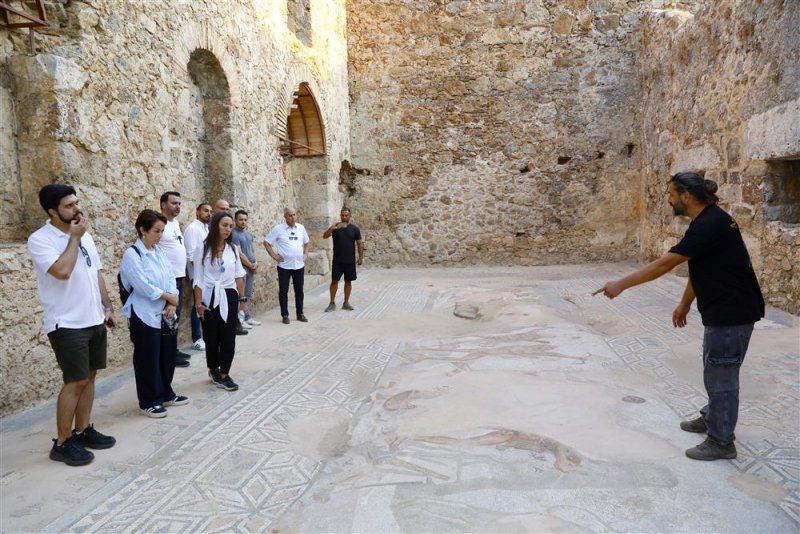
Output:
[239, 297, 248, 303]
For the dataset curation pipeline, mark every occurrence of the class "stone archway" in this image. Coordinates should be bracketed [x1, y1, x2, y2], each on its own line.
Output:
[187, 48, 233, 204]
[278, 69, 334, 254]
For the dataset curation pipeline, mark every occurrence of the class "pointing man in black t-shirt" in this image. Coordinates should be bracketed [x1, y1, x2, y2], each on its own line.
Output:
[323, 208, 364, 312]
[595, 172, 764, 461]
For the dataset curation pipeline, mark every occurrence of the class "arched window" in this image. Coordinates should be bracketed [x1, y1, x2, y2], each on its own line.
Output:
[283, 83, 325, 157]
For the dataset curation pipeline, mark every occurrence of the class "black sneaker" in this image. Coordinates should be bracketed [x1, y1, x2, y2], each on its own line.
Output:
[235, 326, 249, 335]
[72, 424, 116, 449]
[217, 375, 239, 391]
[177, 350, 192, 359]
[208, 368, 221, 384]
[164, 395, 190, 406]
[140, 405, 168, 418]
[175, 356, 190, 368]
[680, 416, 708, 433]
[50, 437, 94, 466]
[685, 438, 737, 461]
[296, 314, 308, 322]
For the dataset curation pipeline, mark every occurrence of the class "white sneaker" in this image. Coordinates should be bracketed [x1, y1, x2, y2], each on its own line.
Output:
[237, 311, 252, 328]
[192, 339, 206, 351]
[246, 318, 261, 326]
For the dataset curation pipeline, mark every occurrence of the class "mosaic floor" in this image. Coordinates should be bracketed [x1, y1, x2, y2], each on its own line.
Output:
[1, 265, 798, 532]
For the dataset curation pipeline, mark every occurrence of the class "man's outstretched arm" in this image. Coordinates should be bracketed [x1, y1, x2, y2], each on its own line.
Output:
[594, 252, 688, 299]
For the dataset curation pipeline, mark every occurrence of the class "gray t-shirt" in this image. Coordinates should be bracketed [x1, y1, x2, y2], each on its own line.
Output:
[232, 228, 255, 267]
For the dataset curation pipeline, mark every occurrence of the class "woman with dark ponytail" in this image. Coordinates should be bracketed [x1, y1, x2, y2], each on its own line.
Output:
[193, 211, 248, 391]
[595, 170, 764, 462]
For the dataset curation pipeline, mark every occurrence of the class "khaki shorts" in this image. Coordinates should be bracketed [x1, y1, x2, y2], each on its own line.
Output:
[47, 324, 108, 383]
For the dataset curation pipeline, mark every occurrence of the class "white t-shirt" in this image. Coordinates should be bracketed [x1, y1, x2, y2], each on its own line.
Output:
[193, 242, 246, 322]
[159, 218, 187, 278]
[27, 221, 105, 334]
[183, 218, 208, 265]
[265, 222, 309, 270]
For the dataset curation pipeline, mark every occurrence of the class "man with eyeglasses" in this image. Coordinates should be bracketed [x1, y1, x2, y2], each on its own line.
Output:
[28, 184, 118, 466]
[264, 208, 310, 324]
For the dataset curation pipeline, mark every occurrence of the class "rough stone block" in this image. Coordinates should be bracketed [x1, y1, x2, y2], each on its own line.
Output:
[744, 96, 800, 161]
[670, 143, 721, 174]
[305, 250, 330, 276]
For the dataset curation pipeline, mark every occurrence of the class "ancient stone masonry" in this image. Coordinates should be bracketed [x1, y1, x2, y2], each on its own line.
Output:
[0, 0, 350, 415]
[344, 0, 690, 267]
[638, 1, 800, 314]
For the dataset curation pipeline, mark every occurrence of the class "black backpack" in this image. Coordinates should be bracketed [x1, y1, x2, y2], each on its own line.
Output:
[118, 245, 142, 305]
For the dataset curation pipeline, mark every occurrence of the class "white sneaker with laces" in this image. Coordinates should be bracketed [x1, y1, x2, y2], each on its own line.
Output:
[192, 339, 206, 351]
[246, 318, 261, 326]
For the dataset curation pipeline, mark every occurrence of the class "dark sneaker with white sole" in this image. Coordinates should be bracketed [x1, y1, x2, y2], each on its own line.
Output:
[342, 302, 354, 311]
[324, 302, 336, 312]
[208, 368, 222, 384]
[680, 416, 708, 433]
[217, 375, 239, 391]
[685, 438, 737, 461]
[164, 395, 190, 406]
[72, 424, 116, 449]
[140, 405, 168, 418]
[50, 437, 94, 466]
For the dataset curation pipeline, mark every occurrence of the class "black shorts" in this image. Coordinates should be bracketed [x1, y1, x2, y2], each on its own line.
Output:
[332, 261, 357, 282]
[47, 324, 108, 383]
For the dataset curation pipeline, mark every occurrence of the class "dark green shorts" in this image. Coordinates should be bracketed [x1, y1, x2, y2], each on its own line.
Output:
[47, 324, 108, 383]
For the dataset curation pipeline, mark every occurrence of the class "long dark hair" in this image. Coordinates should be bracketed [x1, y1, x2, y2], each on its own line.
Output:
[670, 172, 719, 204]
[202, 211, 234, 262]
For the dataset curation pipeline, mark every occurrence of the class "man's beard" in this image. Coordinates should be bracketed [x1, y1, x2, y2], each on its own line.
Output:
[671, 202, 686, 216]
[58, 211, 80, 225]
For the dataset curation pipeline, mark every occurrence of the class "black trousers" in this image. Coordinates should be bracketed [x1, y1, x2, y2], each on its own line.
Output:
[173, 277, 185, 356]
[129, 311, 176, 409]
[202, 288, 238, 375]
[277, 266, 304, 317]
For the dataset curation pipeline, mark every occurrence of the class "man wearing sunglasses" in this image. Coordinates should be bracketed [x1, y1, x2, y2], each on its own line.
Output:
[28, 184, 118, 466]
[264, 208, 310, 324]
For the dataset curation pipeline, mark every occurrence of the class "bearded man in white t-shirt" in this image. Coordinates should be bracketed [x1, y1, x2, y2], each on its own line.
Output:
[158, 191, 190, 367]
[28, 184, 118, 466]
[183, 202, 211, 349]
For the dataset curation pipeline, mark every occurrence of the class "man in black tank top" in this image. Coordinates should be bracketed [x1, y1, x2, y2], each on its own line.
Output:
[595, 172, 764, 461]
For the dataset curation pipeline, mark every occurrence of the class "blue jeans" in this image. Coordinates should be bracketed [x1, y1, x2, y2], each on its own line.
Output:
[243, 270, 255, 320]
[699, 323, 754, 445]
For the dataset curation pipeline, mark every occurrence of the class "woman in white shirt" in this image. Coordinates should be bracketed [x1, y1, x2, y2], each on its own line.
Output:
[120, 209, 187, 417]
[193, 212, 247, 391]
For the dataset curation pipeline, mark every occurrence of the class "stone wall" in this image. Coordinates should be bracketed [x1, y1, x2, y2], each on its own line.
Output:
[0, 0, 350, 416]
[638, 1, 800, 314]
[344, 0, 680, 266]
